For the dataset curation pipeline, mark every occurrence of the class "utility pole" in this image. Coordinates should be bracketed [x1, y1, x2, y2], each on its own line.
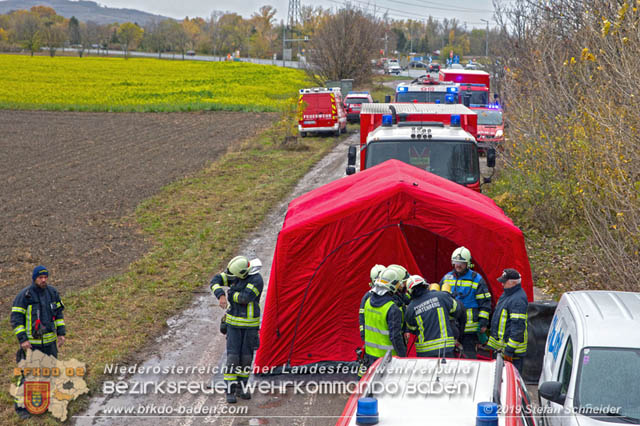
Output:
[480, 19, 489, 57]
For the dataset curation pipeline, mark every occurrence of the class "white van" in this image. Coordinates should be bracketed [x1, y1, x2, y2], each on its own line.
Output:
[538, 291, 640, 425]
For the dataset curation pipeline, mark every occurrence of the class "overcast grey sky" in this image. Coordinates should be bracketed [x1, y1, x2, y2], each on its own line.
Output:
[92, 0, 496, 29]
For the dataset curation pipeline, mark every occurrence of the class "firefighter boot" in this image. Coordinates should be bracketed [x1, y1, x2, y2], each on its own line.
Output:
[226, 383, 237, 404]
[237, 377, 251, 400]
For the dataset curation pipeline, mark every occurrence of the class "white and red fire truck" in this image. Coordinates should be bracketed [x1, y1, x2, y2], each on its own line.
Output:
[346, 103, 495, 192]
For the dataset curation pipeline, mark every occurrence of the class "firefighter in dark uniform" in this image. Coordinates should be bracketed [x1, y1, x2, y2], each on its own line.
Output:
[405, 275, 465, 358]
[487, 268, 528, 374]
[210, 256, 263, 403]
[359, 267, 407, 368]
[11, 266, 66, 418]
[439, 246, 491, 358]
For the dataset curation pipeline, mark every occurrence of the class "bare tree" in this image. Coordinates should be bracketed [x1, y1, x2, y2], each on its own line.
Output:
[12, 11, 42, 56]
[306, 5, 384, 84]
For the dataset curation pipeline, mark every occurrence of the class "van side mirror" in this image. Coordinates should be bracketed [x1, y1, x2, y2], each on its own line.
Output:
[463, 93, 471, 107]
[487, 147, 496, 168]
[384, 95, 391, 103]
[347, 145, 357, 167]
[504, 122, 509, 129]
[539, 381, 566, 406]
[346, 166, 356, 175]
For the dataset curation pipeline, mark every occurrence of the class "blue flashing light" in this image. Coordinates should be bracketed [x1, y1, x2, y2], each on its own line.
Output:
[435, 99, 441, 104]
[382, 114, 393, 126]
[450, 114, 461, 127]
[445, 94, 456, 104]
[446, 87, 459, 93]
[397, 86, 408, 92]
[356, 397, 379, 425]
[477, 402, 498, 426]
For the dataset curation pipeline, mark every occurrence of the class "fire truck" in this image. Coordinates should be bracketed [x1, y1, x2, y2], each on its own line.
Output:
[472, 104, 505, 150]
[298, 87, 347, 137]
[395, 75, 460, 104]
[439, 68, 491, 91]
[346, 103, 495, 192]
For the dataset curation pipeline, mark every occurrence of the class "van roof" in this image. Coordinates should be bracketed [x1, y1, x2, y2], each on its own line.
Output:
[565, 291, 640, 348]
[361, 103, 474, 115]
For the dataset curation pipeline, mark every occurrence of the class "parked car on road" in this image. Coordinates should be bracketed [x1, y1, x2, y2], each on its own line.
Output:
[343, 91, 373, 123]
[385, 59, 402, 75]
[406, 61, 429, 70]
[538, 291, 640, 426]
[297, 87, 347, 137]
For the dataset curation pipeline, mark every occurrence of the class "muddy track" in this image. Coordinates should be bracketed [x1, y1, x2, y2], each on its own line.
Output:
[0, 110, 275, 310]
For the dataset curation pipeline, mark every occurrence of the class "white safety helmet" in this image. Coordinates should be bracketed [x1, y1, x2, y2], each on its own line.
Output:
[369, 264, 386, 287]
[406, 275, 428, 295]
[451, 246, 472, 267]
[373, 267, 401, 295]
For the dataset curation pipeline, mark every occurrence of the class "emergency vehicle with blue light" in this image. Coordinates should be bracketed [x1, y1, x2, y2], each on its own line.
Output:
[346, 103, 495, 192]
[298, 87, 347, 137]
[338, 351, 538, 426]
[472, 105, 505, 150]
[395, 75, 460, 104]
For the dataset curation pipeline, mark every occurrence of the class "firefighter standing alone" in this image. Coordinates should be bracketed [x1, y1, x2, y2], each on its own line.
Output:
[11, 265, 66, 418]
[210, 256, 263, 403]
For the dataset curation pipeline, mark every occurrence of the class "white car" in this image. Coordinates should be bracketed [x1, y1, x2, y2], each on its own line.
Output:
[538, 291, 640, 425]
[385, 59, 402, 75]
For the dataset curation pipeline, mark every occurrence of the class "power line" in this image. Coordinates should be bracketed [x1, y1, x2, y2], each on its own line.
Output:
[325, 0, 489, 25]
[379, 0, 493, 14]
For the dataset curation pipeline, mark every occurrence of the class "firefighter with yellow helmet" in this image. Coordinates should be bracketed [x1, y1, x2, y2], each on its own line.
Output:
[210, 256, 263, 403]
[359, 267, 407, 368]
[405, 275, 465, 357]
[439, 246, 491, 358]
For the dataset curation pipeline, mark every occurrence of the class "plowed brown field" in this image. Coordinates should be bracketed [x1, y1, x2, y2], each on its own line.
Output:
[0, 110, 275, 309]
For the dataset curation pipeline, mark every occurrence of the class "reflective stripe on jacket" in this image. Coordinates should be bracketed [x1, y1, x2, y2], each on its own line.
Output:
[487, 284, 528, 356]
[11, 283, 65, 346]
[405, 288, 465, 355]
[440, 269, 491, 333]
[210, 272, 264, 329]
[363, 298, 396, 357]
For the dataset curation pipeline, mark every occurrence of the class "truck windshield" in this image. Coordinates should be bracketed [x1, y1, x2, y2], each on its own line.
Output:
[345, 98, 370, 105]
[477, 110, 503, 125]
[461, 91, 488, 105]
[575, 347, 640, 421]
[396, 92, 449, 104]
[365, 140, 479, 185]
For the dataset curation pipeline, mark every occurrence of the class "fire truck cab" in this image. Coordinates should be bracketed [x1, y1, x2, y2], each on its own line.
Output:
[346, 103, 495, 192]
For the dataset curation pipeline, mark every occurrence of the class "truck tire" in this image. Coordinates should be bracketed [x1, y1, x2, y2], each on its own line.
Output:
[334, 129, 340, 137]
[300, 132, 307, 137]
[341, 125, 347, 134]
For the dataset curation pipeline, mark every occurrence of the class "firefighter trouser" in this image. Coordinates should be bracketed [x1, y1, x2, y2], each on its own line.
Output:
[224, 326, 259, 389]
[460, 333, 479, 359]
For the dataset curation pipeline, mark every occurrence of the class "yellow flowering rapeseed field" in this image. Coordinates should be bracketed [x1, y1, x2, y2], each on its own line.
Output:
[0, 54, 308, 112]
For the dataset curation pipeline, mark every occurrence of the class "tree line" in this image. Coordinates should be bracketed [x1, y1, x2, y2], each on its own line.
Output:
[0, 4, 494, 63]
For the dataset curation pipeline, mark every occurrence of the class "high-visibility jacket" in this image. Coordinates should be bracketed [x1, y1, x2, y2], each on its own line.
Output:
[211, 272, 263, 329]
[11, 283, 65, 346]
[405, 287, 465, 355]
[360, 293, 406, 358]
[487, 284, 528, 356]
[440, 268, 491, 333]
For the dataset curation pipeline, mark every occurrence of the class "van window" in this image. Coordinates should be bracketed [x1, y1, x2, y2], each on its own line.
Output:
[302, 94, 334, 109]
[575, 347, 640, 420]
[558, 336, 573, 395]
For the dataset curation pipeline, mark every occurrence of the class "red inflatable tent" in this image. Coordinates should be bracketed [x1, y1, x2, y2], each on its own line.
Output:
[255, 160, 533, 369]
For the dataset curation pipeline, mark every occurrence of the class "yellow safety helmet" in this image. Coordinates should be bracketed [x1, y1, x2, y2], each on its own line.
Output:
[226, 256, 250, 279]
[429, 283, 441, 292]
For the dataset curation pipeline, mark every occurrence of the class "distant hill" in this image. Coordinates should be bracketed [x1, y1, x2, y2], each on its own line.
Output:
[0, 0, 172, 25]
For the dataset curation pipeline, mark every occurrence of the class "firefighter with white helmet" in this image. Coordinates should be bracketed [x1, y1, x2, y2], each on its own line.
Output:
[210, 256, 263, 403]
[405, 275, 465, 358]
[439, 246, 491, 359]
[359, 267, 407, 368]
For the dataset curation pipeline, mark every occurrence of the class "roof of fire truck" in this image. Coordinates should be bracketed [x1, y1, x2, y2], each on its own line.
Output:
[366, 122, 476, 143]
[360, 103, 474, 115]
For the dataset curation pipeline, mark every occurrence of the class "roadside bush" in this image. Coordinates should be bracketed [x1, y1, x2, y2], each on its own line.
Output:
[492, 0, 640, 291]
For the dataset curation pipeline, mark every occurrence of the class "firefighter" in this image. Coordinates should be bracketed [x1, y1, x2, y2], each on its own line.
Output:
[11, 265, 66, 419]
[405, 275, 465, 358]
[210, 256, 263, 404]
[359, 264, 386, 339]
[359, 267, 407, 368]
[439, 247, 491, 359]
[387, 264, 411, 307]
[487, 268, 528, 374]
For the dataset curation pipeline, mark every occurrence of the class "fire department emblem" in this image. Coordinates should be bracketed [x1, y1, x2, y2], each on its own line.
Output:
[24, 381, 50, 415]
